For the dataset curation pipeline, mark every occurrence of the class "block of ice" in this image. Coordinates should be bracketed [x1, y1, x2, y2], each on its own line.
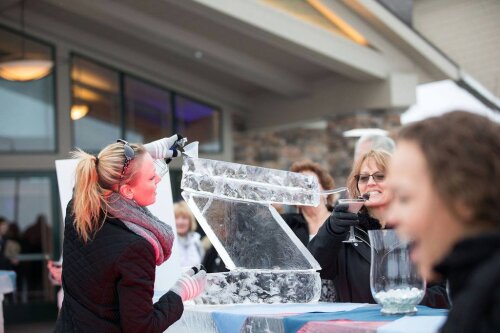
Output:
[179, 155, 325, 305]
[182, 191, 321, 271]
[194, 270, 321, 305]
[181, 157, 320, 206]
[165, 305, 219, 333]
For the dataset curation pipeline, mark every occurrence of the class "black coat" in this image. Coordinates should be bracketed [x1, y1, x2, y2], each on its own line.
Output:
[435, 230, 500, 333]
[202, 245, 229, 273]
[308, 212, 450, 308]
[55, 202, 183, 333]
[281, 213, 310, 246]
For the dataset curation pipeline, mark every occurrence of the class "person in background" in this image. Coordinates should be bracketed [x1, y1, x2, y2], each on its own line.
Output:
[282, 160, 337, 301]
[0, 217, 20, 270]
[387, 111, 500, 333]
[47, 259, 63, 310]
[308, 150, 449, 308]
[55, 135, 206, 333]
[354, 133, 395, 161]
[174, 201, 204, 268]
[202, 245, 228, 274]
[282, 160, 336, 245]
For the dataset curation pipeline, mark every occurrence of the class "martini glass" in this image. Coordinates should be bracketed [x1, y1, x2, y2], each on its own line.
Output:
[339, 198, 366, 243]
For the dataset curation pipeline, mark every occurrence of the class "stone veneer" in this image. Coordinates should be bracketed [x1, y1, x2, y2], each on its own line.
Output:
[233, 110, 402, 189]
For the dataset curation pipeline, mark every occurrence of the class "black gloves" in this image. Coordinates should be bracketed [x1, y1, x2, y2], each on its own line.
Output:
[175, 134, 184, 143]
[327, 203, 359, 235]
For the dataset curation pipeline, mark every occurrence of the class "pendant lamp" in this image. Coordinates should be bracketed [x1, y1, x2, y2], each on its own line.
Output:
[0, 0, 54, 82]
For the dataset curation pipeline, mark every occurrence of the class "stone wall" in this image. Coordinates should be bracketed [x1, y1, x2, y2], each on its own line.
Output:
[233, 110, 402, 188]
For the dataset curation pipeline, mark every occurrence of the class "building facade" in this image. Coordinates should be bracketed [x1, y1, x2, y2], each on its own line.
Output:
[0, 0, 497, 322]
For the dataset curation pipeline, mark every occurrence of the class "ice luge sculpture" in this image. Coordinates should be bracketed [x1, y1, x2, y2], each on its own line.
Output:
[196, 270, 321, 305]
[181, 156, 322, 305]
[182, 157, 320, 206]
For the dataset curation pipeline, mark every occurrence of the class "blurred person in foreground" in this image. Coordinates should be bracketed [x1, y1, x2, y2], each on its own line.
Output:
[308, 149, 449, 307]
[387, 111, 500, 333]
[55, 135, 206, 333]
[174, 201, 204, 268]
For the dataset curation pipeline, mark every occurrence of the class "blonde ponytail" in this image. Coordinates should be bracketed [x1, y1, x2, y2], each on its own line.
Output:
[71, 149, 103, 242]
[70, 142, 147, 242]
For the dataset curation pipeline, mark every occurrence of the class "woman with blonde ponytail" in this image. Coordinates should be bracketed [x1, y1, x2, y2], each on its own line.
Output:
[55, 136, 207, 333]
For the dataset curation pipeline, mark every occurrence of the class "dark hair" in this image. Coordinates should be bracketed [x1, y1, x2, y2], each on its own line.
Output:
[397, 111, 500, 228]
[290, 160, 336, 208]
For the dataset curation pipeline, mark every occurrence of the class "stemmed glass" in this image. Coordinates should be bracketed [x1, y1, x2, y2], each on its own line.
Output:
[338, 198, 366, 243]
[154, 159, 170, 178]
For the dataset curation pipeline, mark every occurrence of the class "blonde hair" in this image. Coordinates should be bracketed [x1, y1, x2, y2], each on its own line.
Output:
[347, 150, 391, 199]
[71, 142, 146, 242]
[174, 201, 197, 232]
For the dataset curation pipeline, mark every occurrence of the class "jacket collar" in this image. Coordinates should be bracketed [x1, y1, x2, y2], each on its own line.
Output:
[434, 229, 500, 300]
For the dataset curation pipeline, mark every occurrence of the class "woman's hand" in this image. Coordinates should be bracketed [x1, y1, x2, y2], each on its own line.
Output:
[47, 260, 62, 285]
[144, 134, 185, 160]
[170, 265, 207, 302]
[327, 203, 359, 235]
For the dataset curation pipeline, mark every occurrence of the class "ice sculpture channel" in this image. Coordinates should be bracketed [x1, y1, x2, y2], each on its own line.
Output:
[181, 156, 323, 305]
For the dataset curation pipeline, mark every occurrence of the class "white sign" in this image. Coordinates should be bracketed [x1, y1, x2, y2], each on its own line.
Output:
[55, 159, 181, 291]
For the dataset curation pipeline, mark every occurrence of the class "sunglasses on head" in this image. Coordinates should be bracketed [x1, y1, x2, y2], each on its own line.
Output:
[116, 139, 135, 179]
[355, 172, 385, 184]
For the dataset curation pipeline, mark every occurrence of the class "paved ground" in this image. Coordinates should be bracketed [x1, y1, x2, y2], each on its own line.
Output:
[6, 321, 56, 333]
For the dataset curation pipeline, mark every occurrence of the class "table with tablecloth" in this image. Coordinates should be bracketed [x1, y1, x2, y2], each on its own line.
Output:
[166, 302, 448, 333]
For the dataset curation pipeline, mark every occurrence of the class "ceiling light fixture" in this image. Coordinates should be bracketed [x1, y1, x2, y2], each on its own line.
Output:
[0, 0, 54, 82]
[306, 0, 368, 46]
[70, 104, 89, 120]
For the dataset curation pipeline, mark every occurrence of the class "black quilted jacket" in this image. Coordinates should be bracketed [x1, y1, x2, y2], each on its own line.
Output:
[54, 201, 183, 333]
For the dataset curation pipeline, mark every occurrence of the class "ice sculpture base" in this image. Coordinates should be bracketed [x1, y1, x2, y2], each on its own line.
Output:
[194, 270, 321, 305]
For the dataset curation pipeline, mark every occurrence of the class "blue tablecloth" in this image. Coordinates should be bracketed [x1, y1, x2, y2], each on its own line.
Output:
[178, 302, 448, 333]
[283, 304, 448, 333]
[210, 303, 363, 333]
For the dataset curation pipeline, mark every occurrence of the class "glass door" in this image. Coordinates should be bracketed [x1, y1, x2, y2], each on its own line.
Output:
[0, 172, 61, 323]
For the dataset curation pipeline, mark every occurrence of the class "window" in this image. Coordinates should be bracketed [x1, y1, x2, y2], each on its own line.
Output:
[71, 56, 121, 152]
[124, 76, 172, 143]
[0, 27, 55, 152]
[175, 95, 221, 153]
[0, 174, 58, 303]
[71, 55, 222, 154]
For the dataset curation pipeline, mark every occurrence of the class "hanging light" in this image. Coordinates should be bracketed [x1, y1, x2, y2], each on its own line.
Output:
[0, 0, 54, 82]
[0, 59, 53, 81]
[70, 58, 90, 120]
[70, 104, 90, 120]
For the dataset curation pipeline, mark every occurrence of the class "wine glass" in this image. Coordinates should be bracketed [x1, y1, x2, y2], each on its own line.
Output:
[338, 198, 366, 243]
